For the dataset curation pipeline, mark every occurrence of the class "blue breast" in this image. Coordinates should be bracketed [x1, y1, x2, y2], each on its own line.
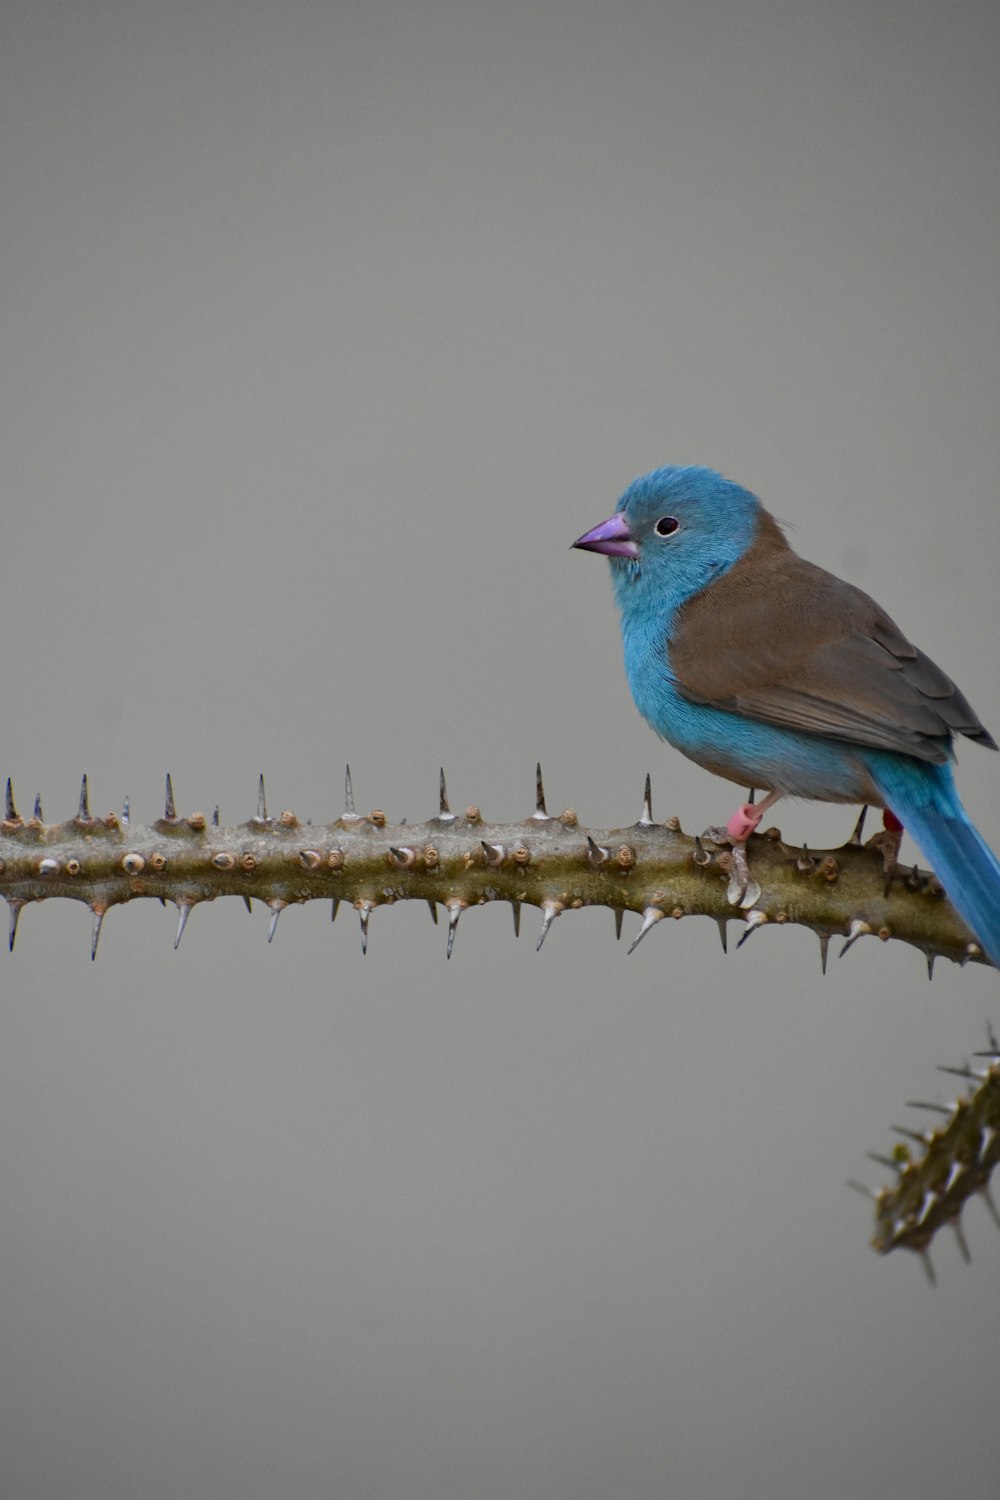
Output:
[620, 599, 881, 804]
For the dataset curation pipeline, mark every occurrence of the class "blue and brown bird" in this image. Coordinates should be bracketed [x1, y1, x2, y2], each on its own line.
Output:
[573, 465, 1000, 966]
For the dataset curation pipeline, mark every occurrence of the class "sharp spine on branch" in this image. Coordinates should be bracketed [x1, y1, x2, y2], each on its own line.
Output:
[174, 903, 192, 949]
[628, 906, 664, 954]
[446, 902, 463, 958]
[90, 908, 105, 961]
[842, 917, 874, 957]
[533, 763, 548, 820]
[438, 768, 455, 822]
[536, 901, 561, 951]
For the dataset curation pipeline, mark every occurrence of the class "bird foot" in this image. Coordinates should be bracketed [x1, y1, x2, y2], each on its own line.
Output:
[702, 826, 762, 910]
[866, 811, 905, 892]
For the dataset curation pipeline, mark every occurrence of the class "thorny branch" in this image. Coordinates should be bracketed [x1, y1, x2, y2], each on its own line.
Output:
[0, 767, 989, 967]
[1, 764, 997, 1271]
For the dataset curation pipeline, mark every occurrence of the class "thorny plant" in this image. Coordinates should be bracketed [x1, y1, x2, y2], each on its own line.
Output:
[1, 764, 997, 1278]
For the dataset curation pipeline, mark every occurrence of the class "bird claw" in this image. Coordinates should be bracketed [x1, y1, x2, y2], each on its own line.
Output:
[704, 827, 762, 909]
[726, 846, 762, 909]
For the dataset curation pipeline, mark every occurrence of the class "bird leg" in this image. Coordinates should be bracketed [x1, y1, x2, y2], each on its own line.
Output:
[866, 807, 905, 892]
[704, 790, 783, 909]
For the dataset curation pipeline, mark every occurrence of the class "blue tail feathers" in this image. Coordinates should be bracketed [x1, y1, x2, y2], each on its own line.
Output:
[866, 753, 1000, 969]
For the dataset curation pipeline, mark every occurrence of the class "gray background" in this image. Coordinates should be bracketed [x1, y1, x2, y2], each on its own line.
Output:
[2, 2, 999, 1496]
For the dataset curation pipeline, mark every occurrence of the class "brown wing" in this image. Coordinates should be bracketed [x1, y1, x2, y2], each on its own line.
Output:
[669, 510, 996, 765]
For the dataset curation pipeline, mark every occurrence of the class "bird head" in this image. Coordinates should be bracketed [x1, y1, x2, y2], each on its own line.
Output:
[572, 466, 764, 612]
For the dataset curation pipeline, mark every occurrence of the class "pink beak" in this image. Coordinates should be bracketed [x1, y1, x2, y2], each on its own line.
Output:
[571, 512, 639, 560]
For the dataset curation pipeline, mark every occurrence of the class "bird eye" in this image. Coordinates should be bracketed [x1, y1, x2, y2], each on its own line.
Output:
[654, 516, 679, 537]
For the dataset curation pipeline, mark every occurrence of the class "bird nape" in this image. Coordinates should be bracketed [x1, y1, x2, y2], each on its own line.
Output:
[573, 464, 1000, 968]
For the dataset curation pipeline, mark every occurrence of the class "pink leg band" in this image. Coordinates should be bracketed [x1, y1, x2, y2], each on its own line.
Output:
[726, 803, 762, 842]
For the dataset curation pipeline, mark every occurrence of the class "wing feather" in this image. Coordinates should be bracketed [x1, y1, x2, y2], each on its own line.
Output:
[669, 513, 996, 764]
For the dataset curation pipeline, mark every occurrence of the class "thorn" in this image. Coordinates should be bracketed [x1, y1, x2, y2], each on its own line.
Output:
[8, 900, 23, 951]
[4, 779, 17, 821]
[331, 898, 339, 921]
[533, 762, 548, 819]
[917, 1249, 937, 1288]
[164, 773, 176, 820]
[212, 806, 219, 828]
[839, 918, 872, 957]
[358, 903, 371, 954]
[267, 902, 285, 943]
[614, 909, 623, 941]
[257, 774, 268, 821]
[891, 1125, 929, 1147]
[979, 1185, 1000, 1230]
[951, 1218, 972, 1264]
[512, 900, 521, 938]
[389, 846, 415, 868]
[33, 793, 43, 820]
[818, 933, 830, 975]
[944, 1160, 967, 1195]
[846, 1179, 875, 1200]
[344, 765, 355, 814]
[737, 909, 768, 948]
[983, 1025, 1000, 1059]
[90, 908, 105, 960]
[692, 835, 713, 867]
[848, 806, 868, 845]
[916, 1191, 939, 1228]
[586, 836, 609, 867]
[867, 1151, 902, 1173]
[638, 773, 654, 826]
[628, 906, 665, 954]
[174, 902, 192, 949]
[427, 900, 438, 925]
[122, 795, 130, 825]
[438, 768, 455, 821]
[906, 1100, 953, 1116]
[78, 773, 90, 820]
[446, 901, 464, 958]
[926, 953, 936, 981]
[243, 896, 253, 915]
[936, 1063, 980, 1081]
[715, 917, 728, 954]
[536, 901, 562, 951]
[481, 841, 504, 867]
